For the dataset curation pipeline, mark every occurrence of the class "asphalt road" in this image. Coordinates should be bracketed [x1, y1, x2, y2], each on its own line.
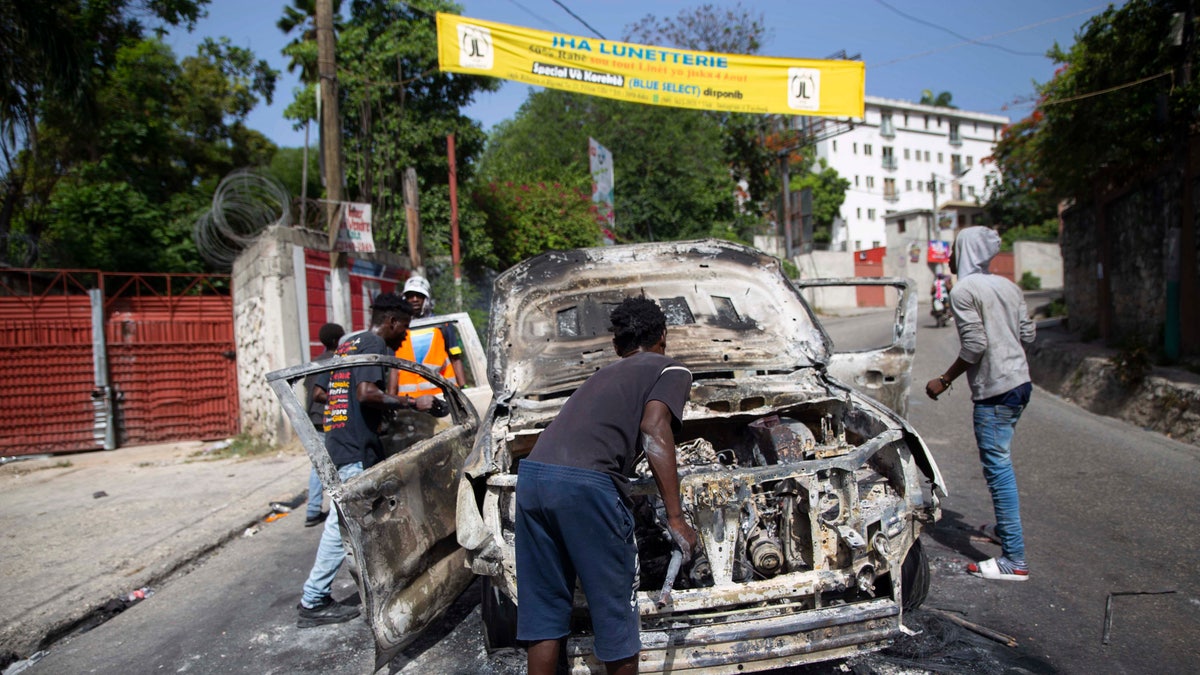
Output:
[28, 307, 1200, 675]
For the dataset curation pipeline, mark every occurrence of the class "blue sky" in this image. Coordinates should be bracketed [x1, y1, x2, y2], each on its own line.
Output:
[166, 0, 1120, 148]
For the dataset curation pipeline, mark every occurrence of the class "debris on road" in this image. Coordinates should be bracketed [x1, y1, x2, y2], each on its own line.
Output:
[92, 491, 108, 499]
[1102, 590, 1177, 645]
[927, 608, 1017, 647]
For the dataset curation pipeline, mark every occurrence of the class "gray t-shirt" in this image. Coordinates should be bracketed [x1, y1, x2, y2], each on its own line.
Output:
[950, 274, 1036, 401]
[527, 351, 692, 502]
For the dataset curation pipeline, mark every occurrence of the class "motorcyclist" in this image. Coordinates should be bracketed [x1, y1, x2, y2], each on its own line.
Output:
[931, 270, 954, 326]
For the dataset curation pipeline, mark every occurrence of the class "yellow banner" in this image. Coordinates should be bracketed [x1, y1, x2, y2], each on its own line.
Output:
[436, 13, 864, 118]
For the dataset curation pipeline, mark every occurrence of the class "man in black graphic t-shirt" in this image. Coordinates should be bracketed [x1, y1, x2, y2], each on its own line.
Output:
[516, 296, 699, 675]
[297, 292, 436, 628]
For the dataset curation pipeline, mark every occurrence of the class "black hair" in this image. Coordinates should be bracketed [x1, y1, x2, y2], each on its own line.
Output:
[370, 292, 415, 327]
[610, 296, 666, 356]
[317, 323, 345, 350]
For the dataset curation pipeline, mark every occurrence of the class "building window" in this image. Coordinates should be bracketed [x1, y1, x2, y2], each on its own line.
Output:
[939, 182, 945, 194]
[974, 122, 978, 133]
[904, 148, 911, 160]
[924, 150, 931, 161]
[924, 115, 929, 129]
[951, 154, 964, 176]
[937, 152, 944, 164]
[937, 116, 943, 128]
[832, 140, 837, 152]
[967, 155, 973, 167]
[855, 240, 862, 251]
[882, 146, 895, 169]
[872, 240, 881, 248]
[917, 181, 924, 192]
[855, 175, 860, 187]
[968, 186, 976, 197]
[866, 176, 875, 188]
[906, 179, 912, 190]
[868, 208, 876, 220]
[880, 111, 895, 137]
[853, 142, 858, 154]
[857, 207, 862, 218]
[952, 183, 963, 200]
[884, 177, 897, 201]
[949, 121, 961, 145]
[898, 218, 907, 234]
[904, 112, 909, 126]
[864, 144, 873, 156]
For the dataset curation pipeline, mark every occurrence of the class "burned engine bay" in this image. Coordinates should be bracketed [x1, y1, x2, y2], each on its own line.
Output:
[484, 370, 936, 618]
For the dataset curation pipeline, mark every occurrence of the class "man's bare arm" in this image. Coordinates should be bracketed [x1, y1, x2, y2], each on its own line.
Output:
[641, 400, 698, 562]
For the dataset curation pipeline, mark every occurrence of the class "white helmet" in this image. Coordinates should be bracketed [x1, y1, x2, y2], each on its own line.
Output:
[402, 275, 430, 299]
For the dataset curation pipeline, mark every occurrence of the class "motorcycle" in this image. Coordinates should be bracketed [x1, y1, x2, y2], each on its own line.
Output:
[931, 297, 951, 327]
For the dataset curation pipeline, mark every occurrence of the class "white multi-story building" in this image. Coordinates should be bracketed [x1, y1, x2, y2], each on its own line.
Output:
[808, 96, 1009, 251]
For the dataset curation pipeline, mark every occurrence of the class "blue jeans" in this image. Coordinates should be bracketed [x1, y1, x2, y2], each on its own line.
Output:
[301, 461, 363, 607]
[973, 403, 1027, 561]
[306, 432, 327, 519]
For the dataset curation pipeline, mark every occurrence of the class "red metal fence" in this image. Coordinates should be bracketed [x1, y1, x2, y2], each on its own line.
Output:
[0, 270, 238, 456]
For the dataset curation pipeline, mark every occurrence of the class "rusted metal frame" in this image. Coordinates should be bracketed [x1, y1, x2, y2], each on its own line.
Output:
[570, 598, 899, 671]
[0, 268, 98, 314]
[481, 430, 900, 493]
[102, 273, 232, 318]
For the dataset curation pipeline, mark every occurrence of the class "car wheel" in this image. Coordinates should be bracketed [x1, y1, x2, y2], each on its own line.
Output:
[901, 538, 930, 611]
[480, 575, 519, 651]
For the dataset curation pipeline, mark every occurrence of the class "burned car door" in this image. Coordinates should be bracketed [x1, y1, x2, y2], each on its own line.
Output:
[267, 356, 479, 671]
[792, 278, 917, 417]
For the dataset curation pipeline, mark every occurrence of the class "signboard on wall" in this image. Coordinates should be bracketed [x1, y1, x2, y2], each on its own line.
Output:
[589, 138, 615, 227]
[334, 202, 375, 253]
[436, 13, 865, 117]
[928, 240, 951, 264]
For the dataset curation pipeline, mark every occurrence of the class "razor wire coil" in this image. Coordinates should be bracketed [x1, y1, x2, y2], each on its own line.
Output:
[193, 169, 293, 269]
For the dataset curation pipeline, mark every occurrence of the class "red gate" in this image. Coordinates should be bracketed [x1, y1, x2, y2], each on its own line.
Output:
[0, 270, 238, 456]
[854, 247, 887, 307]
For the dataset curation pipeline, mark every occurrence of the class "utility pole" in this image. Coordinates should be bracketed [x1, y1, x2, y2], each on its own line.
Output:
[317, 0, 349, 326]
[781, 152, 792, 258]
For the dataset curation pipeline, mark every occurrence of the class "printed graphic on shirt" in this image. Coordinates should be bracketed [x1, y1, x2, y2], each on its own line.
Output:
[323, 337, 364, 432]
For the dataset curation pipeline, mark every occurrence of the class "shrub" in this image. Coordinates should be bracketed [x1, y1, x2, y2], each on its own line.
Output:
[1019, 271, 1042, 290]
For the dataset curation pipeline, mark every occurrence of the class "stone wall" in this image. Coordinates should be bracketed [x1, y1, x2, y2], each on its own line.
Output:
[1061, 172, 1198, 346]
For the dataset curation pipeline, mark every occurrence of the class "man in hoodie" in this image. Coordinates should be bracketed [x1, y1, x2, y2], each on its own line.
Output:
[925, 226, 1036, 581]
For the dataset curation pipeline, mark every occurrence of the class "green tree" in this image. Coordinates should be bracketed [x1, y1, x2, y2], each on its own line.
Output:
[32, 36, 277, 271]
[790, 158, 849, 243]
[0, 0, 210, 265]
[622, 4, 776, 221]
[990, 0, 1199, 205]
[279, 1, 498, 271]
[476, 89, 739, 249]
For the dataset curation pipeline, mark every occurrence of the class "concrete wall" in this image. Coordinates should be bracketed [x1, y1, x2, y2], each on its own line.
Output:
[232, 226, 406, 444]
[233, 231, 303, 445]
[793, 250, 857, 310]
[1014, 241, 1063, 289]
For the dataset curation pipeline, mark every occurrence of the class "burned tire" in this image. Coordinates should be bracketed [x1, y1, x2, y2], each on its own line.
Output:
[901, 538, 930, 610]
[480, 576, 519, 651]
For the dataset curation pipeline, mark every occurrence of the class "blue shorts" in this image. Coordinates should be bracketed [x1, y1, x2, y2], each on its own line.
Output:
[515, 461, 641, 662]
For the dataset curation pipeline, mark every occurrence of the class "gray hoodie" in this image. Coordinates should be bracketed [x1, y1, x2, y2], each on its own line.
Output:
[950, 227, 1036, 400]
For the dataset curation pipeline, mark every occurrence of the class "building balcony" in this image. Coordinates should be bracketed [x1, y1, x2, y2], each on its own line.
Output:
[884, 193, 900, 203]
[881, 157, 898, 170]
[948, 136, 963, 146]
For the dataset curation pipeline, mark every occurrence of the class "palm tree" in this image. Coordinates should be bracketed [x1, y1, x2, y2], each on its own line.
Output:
[919, 89, 956, 108]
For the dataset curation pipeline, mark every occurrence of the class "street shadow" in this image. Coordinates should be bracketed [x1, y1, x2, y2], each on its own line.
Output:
[923, 507, 993, 561]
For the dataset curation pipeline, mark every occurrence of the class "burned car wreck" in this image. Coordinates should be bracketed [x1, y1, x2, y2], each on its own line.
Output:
[455, 239, 946, 673]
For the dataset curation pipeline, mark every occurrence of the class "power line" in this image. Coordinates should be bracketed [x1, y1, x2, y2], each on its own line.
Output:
[503, 0, 571, 33]
[872, 0, 1052, 58]
[1041, 70, 1173, 106]
[549, 0, 606, 40]
[871, 5, 1108, 68]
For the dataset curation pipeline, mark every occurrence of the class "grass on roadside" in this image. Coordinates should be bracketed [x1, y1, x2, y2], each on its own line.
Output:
[190, 433, 276, 460]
